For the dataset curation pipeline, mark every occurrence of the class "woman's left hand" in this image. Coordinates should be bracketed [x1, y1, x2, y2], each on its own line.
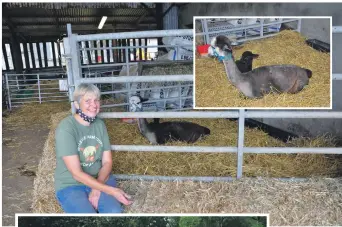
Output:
[89, 189, 101, 209]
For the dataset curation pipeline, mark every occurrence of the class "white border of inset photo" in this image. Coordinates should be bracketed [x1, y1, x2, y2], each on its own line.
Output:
[193, 16, 332, 110]
[15, 213, 270, 227]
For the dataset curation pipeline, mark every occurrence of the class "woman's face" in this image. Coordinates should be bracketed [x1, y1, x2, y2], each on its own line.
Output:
[79, 92, 100, 117]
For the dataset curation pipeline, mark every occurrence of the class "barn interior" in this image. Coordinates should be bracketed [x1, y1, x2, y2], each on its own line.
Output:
[2, 2, 342, 227]
[2, 3, 184, 73]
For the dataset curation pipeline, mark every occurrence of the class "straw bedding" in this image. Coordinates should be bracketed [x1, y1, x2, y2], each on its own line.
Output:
[195, 30, 331, 108]
[3, 102, 71, 131]
[106, 118, 340, 178]
[32, 111, 341, 226]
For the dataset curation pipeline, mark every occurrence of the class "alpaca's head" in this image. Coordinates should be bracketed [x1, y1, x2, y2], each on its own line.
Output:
[129, 95, 148, 112]
[241, 51, 259, 62]
[210, 35, 233, 55]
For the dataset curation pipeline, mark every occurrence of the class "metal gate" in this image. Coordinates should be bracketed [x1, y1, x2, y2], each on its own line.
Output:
[65, 24, 342, 182]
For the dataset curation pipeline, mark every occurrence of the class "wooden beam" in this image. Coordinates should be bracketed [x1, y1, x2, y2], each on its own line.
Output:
[43, 42, 48, 68]
[36, 42, 43, 68]
[57, 41, 62, 66]
[9, 36, 23, 73]
[85, 41, 92, 64]
[29, 42, 36, 69]
[51, 9, 60, 31]
[2, 11, 27, 42]
[106, 40, 110, 63]
[113, 39, 118, 63]
[135, 11, 149, 26]
[144, 38, 148, 61]
[133, 38, 137, 62]
[127, 39, 131, 62]
[9, 15, 156, 20]
[51, 41, 57, 67]
[2, 43, 10, 71]
[140, 3, 156, 17]
[80, 42, 86, 65]
[156, 3, 163, 46]
[122, 39, 127, 63]
[118, 39, 122, 63]
[138, 39, 142, 61]
[100, 40, 104, 64]
[94, 41, 99, 64]
[162, 3, 176, 18]
[6, 23, 157, 32]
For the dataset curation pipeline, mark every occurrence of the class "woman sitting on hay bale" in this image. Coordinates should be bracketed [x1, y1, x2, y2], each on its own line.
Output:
[54, 83, 132, 213]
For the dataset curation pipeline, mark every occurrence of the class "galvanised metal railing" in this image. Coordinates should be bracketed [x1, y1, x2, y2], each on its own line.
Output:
[65, 24, 194, 113]
[64, 24, 342, 182]
[4, 72, 68, 110]
[197, 17, 301, 44]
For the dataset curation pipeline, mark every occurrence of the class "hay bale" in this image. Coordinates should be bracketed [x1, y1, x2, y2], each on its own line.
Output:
[121, 178, 342, 226]
[195, 30, 331, 107]
[141, 62, 193, 76]
[105, 118, 340, 178]
[33, 112, 341, 226]
[32, 111, 70, 213]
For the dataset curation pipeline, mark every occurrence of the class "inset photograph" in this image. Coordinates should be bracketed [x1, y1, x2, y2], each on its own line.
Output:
[194, 17, 331, 108]
[17, 214, 268, 227]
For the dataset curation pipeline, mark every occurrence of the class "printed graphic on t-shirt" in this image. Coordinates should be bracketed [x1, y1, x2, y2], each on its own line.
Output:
[77, 135, 103, 167]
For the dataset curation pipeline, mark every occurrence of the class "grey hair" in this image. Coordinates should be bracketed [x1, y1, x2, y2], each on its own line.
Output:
[73, 83, 101, 104]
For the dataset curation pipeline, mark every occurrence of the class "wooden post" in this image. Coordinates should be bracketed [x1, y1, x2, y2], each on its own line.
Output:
[57, 41, 62, 66]
[29, 42, 36, 69]
[106, 40, 110, 63]
[133, 38, 137, 62]
[156, 3, 163, 46]
[36, 42, 43, 68]
[100, 40, 104, 63]
[118, 39, 122, 62]
[138, 39, 142, 61]
[127, 39, 131, 62]
[43, 42, 48, 68]
[94, 41, 99, 64]
[51, 41, 57, 67]
[2, 43, 10, 70]
[85, 41, 91, 64]
[122, 39, 126, 63]
[144, 38, 148, 61]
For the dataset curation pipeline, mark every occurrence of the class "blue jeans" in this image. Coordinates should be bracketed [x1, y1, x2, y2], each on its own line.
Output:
[56, 174, 123, 213]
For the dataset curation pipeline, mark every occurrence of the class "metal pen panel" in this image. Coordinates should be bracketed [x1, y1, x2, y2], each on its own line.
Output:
[75, 28, 193, 42]
[78, 75, 193, 84]
[237, 109, 245, 179]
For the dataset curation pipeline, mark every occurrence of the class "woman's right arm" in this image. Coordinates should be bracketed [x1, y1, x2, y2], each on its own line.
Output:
[62, 155, 132, 205]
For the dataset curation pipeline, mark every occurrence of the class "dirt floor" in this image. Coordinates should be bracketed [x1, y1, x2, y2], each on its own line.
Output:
[2, 104, 58, 226]
[2, 112, 51, 226]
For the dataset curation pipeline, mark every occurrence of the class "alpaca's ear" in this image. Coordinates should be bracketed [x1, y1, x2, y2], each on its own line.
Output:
[252, 53, 259, 58]
[224, 44, 232, 52]
[140, 97, 149, 102]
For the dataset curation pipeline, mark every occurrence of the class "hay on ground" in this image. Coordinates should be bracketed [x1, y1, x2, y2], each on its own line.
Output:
[105, 118, 340, 178]
[3, 102, 70, 131]
[195, 30, 331, 107]
[32, 112, 341, 227]
[120, 178, 342, 226]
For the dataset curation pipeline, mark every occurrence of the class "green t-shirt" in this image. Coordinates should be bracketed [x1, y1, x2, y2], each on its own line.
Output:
[54, 115, 111, 191]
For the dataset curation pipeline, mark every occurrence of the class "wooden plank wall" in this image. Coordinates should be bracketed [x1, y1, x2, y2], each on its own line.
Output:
[2, 38, 152, 71]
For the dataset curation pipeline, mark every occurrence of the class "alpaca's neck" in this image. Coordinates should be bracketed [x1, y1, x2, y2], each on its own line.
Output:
[138, 118, 158, 144]
[222, 54, 243, 84]
[138, 118, 150, 134]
